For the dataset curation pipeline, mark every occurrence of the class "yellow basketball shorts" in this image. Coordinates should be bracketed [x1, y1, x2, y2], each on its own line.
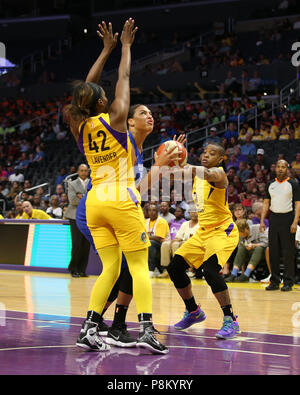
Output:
[175, 220, 239, 269]
[85, 186, 150, 252]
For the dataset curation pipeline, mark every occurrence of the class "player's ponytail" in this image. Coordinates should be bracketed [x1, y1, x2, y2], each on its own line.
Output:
[63, 81, 104, 124]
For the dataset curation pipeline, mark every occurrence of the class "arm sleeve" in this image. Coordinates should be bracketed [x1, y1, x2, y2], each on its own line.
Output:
[264, 181, 271, 200]
[291, 179, 300, 202]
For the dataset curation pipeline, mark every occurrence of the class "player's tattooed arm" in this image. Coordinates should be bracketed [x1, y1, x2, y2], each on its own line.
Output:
[203, 167, 226, 183]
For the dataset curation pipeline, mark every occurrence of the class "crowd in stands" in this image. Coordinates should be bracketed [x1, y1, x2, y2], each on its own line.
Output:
[1, 93, 300, 215]
[1, 92, 300, 281]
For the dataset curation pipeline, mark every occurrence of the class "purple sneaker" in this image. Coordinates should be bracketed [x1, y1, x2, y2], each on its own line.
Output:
[215, 316, 241, 339]
[174, 306, 206, 330]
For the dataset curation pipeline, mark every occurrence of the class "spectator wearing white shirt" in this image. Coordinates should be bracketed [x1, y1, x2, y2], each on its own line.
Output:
[160, 211, 199, 274]
[8, 168, 24, 183]
[46, 195, 63, 219]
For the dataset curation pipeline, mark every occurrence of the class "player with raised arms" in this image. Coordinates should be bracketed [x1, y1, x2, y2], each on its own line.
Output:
[64, 18, 170, 354]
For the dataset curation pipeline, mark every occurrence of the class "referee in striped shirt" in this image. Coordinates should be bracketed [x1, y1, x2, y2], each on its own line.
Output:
[260, 160, 300, 291]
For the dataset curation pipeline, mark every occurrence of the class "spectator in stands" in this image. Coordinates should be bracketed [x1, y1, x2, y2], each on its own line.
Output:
[261, 125, 276, 141]
[14, 200, 23, 219]
[64, 164, 90, 278]
[238, 127, 248, 142]
[159, 129, 171, 144]
[32, 145, 45, 163]
[8, 168, 24, 183]
[187, 147, 198, 165]
[160, 210, 199, 276]
[55, 184, 65, 202]
[224, 71, 238, 94]
[237, 161, 251, 182]
[6, 181, 22, 203]
[225, 219, 268, 282]
[36, 186, 47, 200]
[59, 192, 69, 209]
[278, 127, 290, 140]
[247, 71, 262, 95]
[226, 154, 240, 171]
[232, 203, 250, 222]
[169, 207, 186, 241]
[233, 145, 247, 164]
[291, 153, 300, 177]
[203, 126, 221, 148]
[15, 152, 31, 170]
[56, 167, 67, 185]
[252, 128, 263, 141]
[241, 134, 256, 156]
[224, 122, 238, 141]
[251, 199, 268, 224]
[21, 200, 52, 220]
[46, 195, 63, 219]
[253, 148, 270, 173]
[32, 194, 43, 210]
[226, 167, 237, 183]
[23, 179, 31, 190]
[146, 203, 170, 278]
[227, 183, 240, 205]
[159, 201, 175, 225]
[0, 165, 8, 181]
[0, 182, 9, 199]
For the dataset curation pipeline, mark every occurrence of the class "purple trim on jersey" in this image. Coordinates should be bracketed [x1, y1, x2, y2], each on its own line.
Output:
[99, 116, 128, 152]
[208, 186, 214, 199]
[127, 187, 138, 207]
[77, 121, 86, 154]
[225, 222, 234, 236]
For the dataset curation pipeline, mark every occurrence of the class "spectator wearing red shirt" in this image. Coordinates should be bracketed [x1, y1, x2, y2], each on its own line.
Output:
[227, 183, 240, 205]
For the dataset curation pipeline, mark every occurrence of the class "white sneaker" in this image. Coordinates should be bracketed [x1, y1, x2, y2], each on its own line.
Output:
[157, 270, 169, 278]
[149, 271, 155, 278]
[260, 274, 271, 283]
[187, 270, 195, 278]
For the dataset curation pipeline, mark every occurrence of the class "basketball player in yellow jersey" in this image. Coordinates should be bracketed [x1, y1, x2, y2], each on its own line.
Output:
[64, 19, 168, 354]
[167, 143, 241, 339]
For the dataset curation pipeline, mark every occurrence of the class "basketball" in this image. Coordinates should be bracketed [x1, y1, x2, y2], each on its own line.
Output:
[156, 140, 187, 167]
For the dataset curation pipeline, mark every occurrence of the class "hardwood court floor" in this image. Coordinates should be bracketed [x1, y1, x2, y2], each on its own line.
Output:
[1, 269, 300, 375]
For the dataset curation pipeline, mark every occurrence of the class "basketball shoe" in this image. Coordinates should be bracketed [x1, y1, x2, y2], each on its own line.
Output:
[136, 323, 169, 354]
[105, 323, 137, 348]
[215, 316, 241, 339]
[174, 306, 206, 330]
[76, 319, 110, 351]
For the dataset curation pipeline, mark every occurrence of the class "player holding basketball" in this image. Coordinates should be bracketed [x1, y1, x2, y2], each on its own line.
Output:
[167, 143, 241, 339]
[64, 18, 169, 354]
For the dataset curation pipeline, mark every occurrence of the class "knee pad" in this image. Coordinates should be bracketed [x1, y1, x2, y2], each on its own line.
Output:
[167, 254, 190, 289]
[119, 267, 133, 295]
[202, 254, 227, 294]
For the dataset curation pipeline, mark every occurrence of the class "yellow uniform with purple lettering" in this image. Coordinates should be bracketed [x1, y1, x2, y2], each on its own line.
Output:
[77, 113, 150, 252]
[175, 168, 239, 268]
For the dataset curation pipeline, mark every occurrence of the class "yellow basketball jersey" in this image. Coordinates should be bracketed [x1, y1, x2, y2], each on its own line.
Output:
[193, 168, 232, 227]
[77, 113, 136, 197]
